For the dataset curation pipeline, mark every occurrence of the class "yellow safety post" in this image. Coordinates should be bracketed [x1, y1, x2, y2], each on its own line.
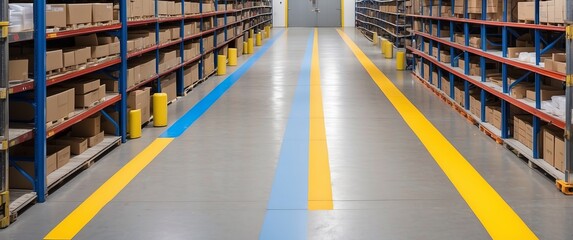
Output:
[228, 48, 238, 66]
[217, 55, 227, 75]
[384, 41, 393, 59]
[396, 51, 406, 70]
[128, 109, 142, 139]
[249, 29, 254, 38]
[380, 38, 386, 54]
[152, 93, 168, 127]
[256, 32, 262, 46]
[247, 38, 254, 54]
[243, 41, 248, 54]
[373, 32, 378, 45]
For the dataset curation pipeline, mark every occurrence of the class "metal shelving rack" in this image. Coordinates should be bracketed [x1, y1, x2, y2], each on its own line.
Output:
[0, 0, 10, 228]
[355, 0, 411, 47]
[399, 0, 573, 184]
[1, 0, 272, 226]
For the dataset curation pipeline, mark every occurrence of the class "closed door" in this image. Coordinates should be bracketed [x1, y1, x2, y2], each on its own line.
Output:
[288, 0, 341, 27]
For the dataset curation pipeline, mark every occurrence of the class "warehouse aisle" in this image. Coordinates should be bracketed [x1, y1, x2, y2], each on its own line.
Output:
[0, 28, 572, 240]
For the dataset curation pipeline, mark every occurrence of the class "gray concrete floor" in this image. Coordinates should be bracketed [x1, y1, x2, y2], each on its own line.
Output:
[0, 28, 572, 240]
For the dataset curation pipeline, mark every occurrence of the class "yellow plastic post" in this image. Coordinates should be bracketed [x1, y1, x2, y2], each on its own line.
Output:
[128, 109, 142, 139]
[228, 48, 238, 66]
[247, 38, 254, 54]
[243, 41, 248, 54]
[264, 26, 270, 38]
[152, 93, 168, 127]
[217, 55, 227, 75]
[384, 41, 393, 59]
[249, 29, 254, 38]
[381, 39, 386, 54]
[396, 51, 406, 70]
[256, 32, 262, 46]
[373, 32, 378, 45]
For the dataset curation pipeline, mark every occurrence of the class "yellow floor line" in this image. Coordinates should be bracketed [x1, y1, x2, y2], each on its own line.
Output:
[44, 138, 174, 240]
[336, 29, 538, 239]
[308, 28, 333, 210]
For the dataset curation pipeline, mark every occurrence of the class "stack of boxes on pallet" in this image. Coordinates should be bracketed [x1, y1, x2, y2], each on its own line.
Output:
[404, 0, 569, 174]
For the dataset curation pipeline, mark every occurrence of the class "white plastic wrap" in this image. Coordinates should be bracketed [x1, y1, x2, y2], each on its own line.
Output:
[9, 3, 33, 32]
[542, 100, 562, 116]
[552, 95, 566, 111]
[8, 10, 23, 33]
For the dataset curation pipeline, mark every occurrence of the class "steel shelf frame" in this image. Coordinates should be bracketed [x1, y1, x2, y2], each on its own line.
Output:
[355, 0, 409, 47]
[0, 0, 9, 227]
[402, 0, 573, 181]
[1, 0, 272, 225]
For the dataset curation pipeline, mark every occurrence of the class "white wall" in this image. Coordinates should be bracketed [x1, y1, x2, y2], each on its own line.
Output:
[271, 0, 355, 27]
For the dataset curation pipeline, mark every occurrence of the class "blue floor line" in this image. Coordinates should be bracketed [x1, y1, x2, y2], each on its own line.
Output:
[159, 29, 286, 138]
[259, 30, 315, 240]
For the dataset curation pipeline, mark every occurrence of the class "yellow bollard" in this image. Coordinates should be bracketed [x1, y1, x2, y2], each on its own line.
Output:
[373, 32, 379, 45]
[228, 48, 237, 66]
[256, 32, 262, 46]
[128, 109, 142, 139]
[249, 29, 254, 38]
[380, 39, 386, 54]
[243, 41, 248, 54]
[384, 41, 393, 59]
[152, 93, 168, 127]
[264, 26, 270, 38]
[247, 38, 254, 54]
[396, 51, 406, 70]
[217, 55, 227, 75]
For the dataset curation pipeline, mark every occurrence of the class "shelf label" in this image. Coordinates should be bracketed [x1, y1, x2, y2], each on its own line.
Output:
[47, 33, 58, 38]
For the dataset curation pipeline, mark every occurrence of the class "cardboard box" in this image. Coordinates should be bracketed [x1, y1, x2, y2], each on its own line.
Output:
[184, 63, 199, 87]
[510, 84, 534, 99]
[63, 50, 76, 68]
[67, 4, 92, 25]
[101, 78, 119, 92]
[92, 3, 113, 23]
[109, 41, 120, 55]
[75, 87, 102, 107]
[554, 0, 565, 22]
[170, 26, 181, 40]
[526, 88, 564, 101]
[540, 1, 549, 22]
[174, 2, 183, 15]
[63, 79, 100, 94]
[71, 114, 101, 137]
[521, 2, 534, 21]
[46, 49, 64, 72]
[543, 127, 556, 166]
[127, 40, 136, 52]
[53, 137, 88, 155]
[88, 131, 105, 147]
[8, 59, 28, 81]
[91, 44, 110, 59]
[128, 87, 151, 123]
[98, 84, 106, 100]
[507, 47, 535, 58]
[48, 145, 71, 169]
[162, 74, 177, 101]
[159, 29, 171, 43]
[555, 135, 565, 171]
[46, 4, 67, 28]
[74, 47, 91, 65]
[158, 1, 169, 15]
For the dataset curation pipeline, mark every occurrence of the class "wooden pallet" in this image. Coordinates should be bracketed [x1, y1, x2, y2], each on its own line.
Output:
[518, 19, 535, 24]
[556, 180, 573, 195]
[540, 21, 565, 27]
[46, 114, 72, 128]
[93, 20, 114, 26]
[46, 67, 64, 77]
[479, 125, 503, 144]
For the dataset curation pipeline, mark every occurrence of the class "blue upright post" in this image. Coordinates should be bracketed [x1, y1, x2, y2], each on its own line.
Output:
[155, 0, 161, 91]
[34, 0, 47, 203]
[177, 1, 185, 96]
[533, 117, 540, 157]
[480, 90, 486, 122]
[119, 0, 128, 142]
[501, 100, 508, 138]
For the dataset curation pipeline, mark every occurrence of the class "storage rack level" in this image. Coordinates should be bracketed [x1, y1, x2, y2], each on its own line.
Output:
[1, 0, 10, 228]
[2, 0, 272, 226]
[404, 0, 573, 183]
[355, 0, 411, 47]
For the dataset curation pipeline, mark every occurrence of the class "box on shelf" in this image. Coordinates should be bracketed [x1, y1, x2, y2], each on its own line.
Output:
[63, 50, 76, 68]
[75, 85, 105, 108]
[62, 79, 100, 94]
[128, 87, 151, 123]
[540, 1, 549, 22]
[158, 1, 169, 15]
[75, 34, 110, 59]
[510, 83, 534, 99]
[46, 49, 64, 72]
[513, 115, 534, 149]
[162, 73, 178, 102]
[67, 4, 92, 25]
[552, 53, 566, 73]
[469, 94, 481, 118]
[469, 36, 501, 50]
[47, 144, 71, 169]
[109, 41, 120, 55]
[542, 126, 562, 166]
[518, 2, 534, 21]
[159, 29, 171, 44]
[53, 136, 88, 155]
[72, 47, 91, 65]
[184, 63, 200, 88]
[486, 105, 502, 130]
[454, 84, 465, 107]
[555, 0, 565, 22]
[525, 87, 563, 101]
[46, 4, 67, 28]
[88, 131, 104, 147]
[170, 26, 181, 40]
[92, 3, 113, 23]
[8, 59, 28, 81]
[71, 114, 101, 137]
[439, 50, 451, 63]
[507, 47, 536, 58]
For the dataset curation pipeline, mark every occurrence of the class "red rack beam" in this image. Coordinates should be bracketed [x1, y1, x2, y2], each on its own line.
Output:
[407, 14, 565, 32]
[46, 24, 122, 40]
[413, 31, 566, 81]
[407, 46, 566, 129]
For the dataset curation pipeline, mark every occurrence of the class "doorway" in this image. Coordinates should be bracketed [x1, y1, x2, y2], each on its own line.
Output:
[288, 0, 341, 27]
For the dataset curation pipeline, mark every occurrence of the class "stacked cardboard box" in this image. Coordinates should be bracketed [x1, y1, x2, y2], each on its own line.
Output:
[128, 87, 152, 123]
[184, 63, 200, 88]
[544, 53, 567, 74]
[513, 115, 542, 150]
[46, 3, 114, 29]
[161, 73, 178, 102]
[75, 34, 116, 60]
[9, 144, 71, 189]
[519, 0, 565, 23]
[184, 41, 201, 60]
[525, 85, 563, 101]
[159, 49, 182, 73]
[204, 52, 215, 74]
[62, 79, 106, 108]
[129, 30, 156, 50]
[71, 114, 104, 147]
[10, 88, 75, 123]
[543, 126, 565, 171]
